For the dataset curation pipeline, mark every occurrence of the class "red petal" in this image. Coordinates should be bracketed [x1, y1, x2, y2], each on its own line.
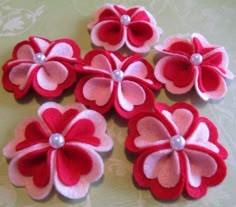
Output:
[17, 148, 51, 187]
[41, 108, 79, 133]
[16, 121, 49, 151]
[198, 66, 221, 92]
[56, 145, 93, 186]
[127, 22, 153, 47]
[65, 119, 100, 146]
[167, 41, 193, 57]
[192, 37, 215, 54]
[98, 22, 124, 45]
[98, 8, 120, 21]
[163, 57, 194, 87]
[203, 52, 223, 67]
[131, 10, 150, 22]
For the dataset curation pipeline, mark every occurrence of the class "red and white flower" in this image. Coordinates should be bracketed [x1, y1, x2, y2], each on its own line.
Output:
[88, 4, 162, 53]
[125, 102, 228, 200]
[3, 102, 113, 200]
[154, 33, 234, 100]
[74, 49, 162, 119]
[2, 36, 81, 99]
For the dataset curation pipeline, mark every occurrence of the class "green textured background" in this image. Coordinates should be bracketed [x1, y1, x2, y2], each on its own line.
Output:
[0, 0, 235, 206]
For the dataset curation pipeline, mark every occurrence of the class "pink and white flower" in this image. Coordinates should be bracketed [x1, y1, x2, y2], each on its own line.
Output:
[88, 4, 162, 53]
[154, 33, 234, 100]
[3, 102, 113, 200]
[2, 36, 81, 98]
[74, 49, 162, 119]
[125, 102, 228, 200]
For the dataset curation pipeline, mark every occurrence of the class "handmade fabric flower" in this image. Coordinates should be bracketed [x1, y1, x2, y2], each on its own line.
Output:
[125, 102, 228, 200]
[154, 33, 234, 100]
[74, 49, 162, 119]
[2, 36, 81, 98]
[3, 102, 113, 200]
[88, 4, 162, 53]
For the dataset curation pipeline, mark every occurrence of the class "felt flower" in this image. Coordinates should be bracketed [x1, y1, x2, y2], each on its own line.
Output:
[154, 33, 234, 100]
[74, 49, 161, 119]
[3, 102, 113, 200]
[88, 4, 162, 53]
[125, 102, 228, 200]
[2, 36, 81, 99]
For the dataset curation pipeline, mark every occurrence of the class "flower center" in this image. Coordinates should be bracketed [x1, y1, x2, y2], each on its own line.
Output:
[34, 53, 46, 64]
[190, 53, 203, 66]
[49, 133, 65, 149]
[170, 135, 185, 151]
[120, 14, 131, 26]
[112, 69, 124, 82]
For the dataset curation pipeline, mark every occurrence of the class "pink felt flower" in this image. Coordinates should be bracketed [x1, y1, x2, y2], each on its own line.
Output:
[2, 36, 81, 99]
[154, 33, 234, 100]
[3, 102, 113, 200]
[74, 49, 162, 119]
[88, 4, 162, 53]
[125, 102, 228, 200]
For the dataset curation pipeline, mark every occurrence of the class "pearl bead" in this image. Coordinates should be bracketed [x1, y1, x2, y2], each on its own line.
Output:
[49, 133, 65, 149]
[120, 14, 131, 26]
[112, 69, 124, 82]
[170, 135, 186, 151]
[34, 53, 46, 64]
[190, 53, 203, 66]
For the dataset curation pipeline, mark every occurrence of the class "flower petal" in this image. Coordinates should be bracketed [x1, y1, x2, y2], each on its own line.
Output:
[36, 61, 68, 91]
[184, 149, 218, 188]
[135, 116, 170, 148]
[143, 150, 180, 188]
[118, 80, 145, 111]
[82, 77, 113, 106]
[54, 145, 104, 199]
[155, 56, 195, 94]
[30, 36, 50, 53]
[15, 43, 35, 60]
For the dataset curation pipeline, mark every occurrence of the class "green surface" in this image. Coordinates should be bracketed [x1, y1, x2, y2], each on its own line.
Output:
[0, 0, 235, 206]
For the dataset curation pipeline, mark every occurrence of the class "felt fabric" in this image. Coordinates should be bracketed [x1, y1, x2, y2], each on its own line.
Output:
[2, 36, 82, 99]
[88, 4, 162, 53]
[3, 102, 113, 200]
[125, 102, 228, 200]
[74, 49, 162, 119]
[154, 33, 234, 100]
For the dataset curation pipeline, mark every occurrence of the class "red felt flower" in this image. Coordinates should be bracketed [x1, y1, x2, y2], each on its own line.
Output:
[3, 102, 113, 200]
[2, 36, 81, 99]
[125, 102, 228, 200]
[88, 4, 162, 53]
[154, 33, 234, 100]
[74, 49, 162, 119]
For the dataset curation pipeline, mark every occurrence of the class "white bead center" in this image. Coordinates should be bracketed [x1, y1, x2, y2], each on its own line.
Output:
[190, 53, 203, 66]
[170, 135, 185, 151]
[49, 133, 65, 149]
[112, 69, 124, 82]
[34, 53, 46, 64]
[120, 14, 131, 26]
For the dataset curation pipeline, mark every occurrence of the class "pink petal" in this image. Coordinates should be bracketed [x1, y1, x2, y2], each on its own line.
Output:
[154, 56, 195, 94]
[135, 116, 170, 148]
[9, 63, 36, 90]
[143, 150, 181, 188]
[118, 80, 145, 111]
[15, 44, 35, 60]
[30, 36, 50, 53]
[184, 149, 218, 187]
[36, 61, 68, 91]
[83, 77, 113, 106]
[187, 122, 219, 153]
[47, 42, 74, 59]
[54, 145, 103, 199]
[124, 60, 153, 84]
[162, 108, 194, 136]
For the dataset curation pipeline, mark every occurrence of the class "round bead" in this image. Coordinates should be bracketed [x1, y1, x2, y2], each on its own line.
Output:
[120, 14, 131, 26]
[112, 69, 124, 82]
[49, 133, 65, 149]
[170, 135, 186, 151]
[190, 53, 203, 66]
[34, 53, 46, 64]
